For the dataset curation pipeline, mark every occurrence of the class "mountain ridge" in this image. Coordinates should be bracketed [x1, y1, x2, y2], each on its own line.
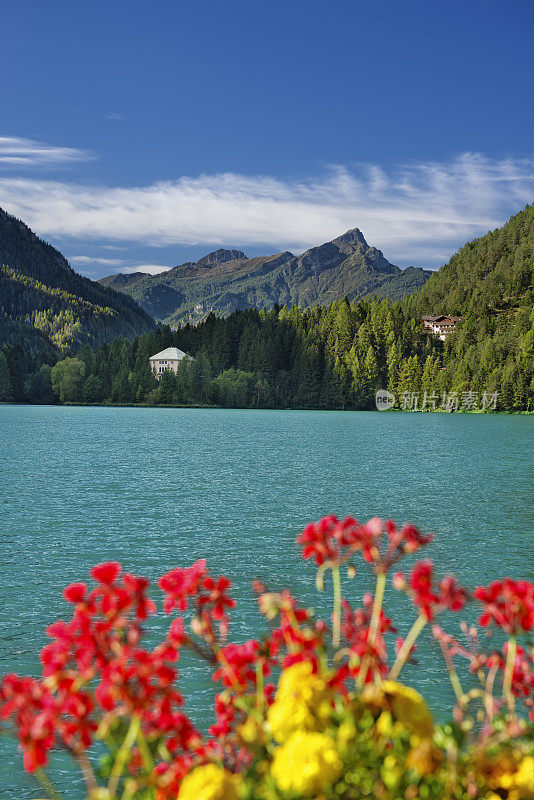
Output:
[99, 228, 431, 324]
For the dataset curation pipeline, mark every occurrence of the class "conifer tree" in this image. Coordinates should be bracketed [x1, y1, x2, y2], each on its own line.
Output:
[0, 351, 13, 402]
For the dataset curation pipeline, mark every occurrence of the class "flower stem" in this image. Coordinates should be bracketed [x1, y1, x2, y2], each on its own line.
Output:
[503, 635, 517, 711]
[356, 571, 387, 688]
[389, 613, 427, 680]
[107, 714, 141, 799]
[434, 631, 464, 706]
[77, 750, 99, 798]
[484, 661, 499, 722]
[120, 779, 138, 800]
[136, 725, 154, 773]
[448, 663, 465, 706]
[35, 768, 65, 800]
[369, 572, 386, 646]
[332, 566, 342, 649]
[256, 659, 264, 710]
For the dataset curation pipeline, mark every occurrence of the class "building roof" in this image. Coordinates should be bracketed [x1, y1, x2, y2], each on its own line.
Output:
[149, 347, 187, 361]
[424, 314, 464, 324]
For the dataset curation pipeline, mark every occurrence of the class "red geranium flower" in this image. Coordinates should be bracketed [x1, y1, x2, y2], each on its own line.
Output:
[90, 561, 122, 584]
[158, 559, 207, 614]
[474, 578, 534, 634]
[63, 582, 87, 604]
[396, 560, 467, 620]
[297, 515, 433, 571]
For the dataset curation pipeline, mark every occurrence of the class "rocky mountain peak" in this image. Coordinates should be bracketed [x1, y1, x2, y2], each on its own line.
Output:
[196, 249, 247, 267]
[331, 228, 368, 250]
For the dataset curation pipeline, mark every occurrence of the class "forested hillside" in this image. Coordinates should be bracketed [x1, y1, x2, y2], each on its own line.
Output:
[99, 229, 430, 324]
[0, 206, 532, 410]
[1, 290, 531, 410]
[408, 204, 533, 317]
[0, 207, 156, 352]
[403, 203, 534, 408]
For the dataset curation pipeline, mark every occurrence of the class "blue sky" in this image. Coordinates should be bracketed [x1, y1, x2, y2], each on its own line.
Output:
[1, 0, 533, 277]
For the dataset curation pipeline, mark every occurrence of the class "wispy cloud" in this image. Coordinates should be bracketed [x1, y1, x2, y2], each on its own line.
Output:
[69, 255, 124, 267]
[0, 152, 532, 266]
[0, 137, 94, 167]
[69, 255, 170, 275]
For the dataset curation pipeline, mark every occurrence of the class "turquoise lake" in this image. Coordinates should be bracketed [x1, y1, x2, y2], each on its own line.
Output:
[0, 405, 533, 797]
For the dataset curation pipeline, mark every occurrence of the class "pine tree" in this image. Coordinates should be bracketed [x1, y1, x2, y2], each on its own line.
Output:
[0, 351, 13, 401]
[363, 346, 381, 408]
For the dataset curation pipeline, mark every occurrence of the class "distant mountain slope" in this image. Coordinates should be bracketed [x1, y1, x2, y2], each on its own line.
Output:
[408, 203, 534, 318]
[0, 208, 156, 351]
[99, 229, 431, 325]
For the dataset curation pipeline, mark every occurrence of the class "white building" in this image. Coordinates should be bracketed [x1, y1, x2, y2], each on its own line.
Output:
[422, 315, 463, 341]
[149, 347, 188, 378]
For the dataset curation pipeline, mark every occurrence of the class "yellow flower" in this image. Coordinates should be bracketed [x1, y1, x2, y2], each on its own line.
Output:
[375, 710, 394, 737]
[381, 753, 403, 790]
[267, 661, 334, 743]
[336, 719, 357, 752]
[477, 751, 534, 800]
[178, 763, 242, 800]
[406, 738, 443, 776]
[373, 681, 434, 738]
[237, 715, 267, 747]
[511, 755, 534, 800]
[271, 730, 342, 796]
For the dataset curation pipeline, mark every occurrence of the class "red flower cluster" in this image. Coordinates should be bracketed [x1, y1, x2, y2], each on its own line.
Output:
[257, 589, 327, 668]
[210, 640, 275, 741]
[474, 579, 534, 634]
[213, 640, 265, 690]
[394, 560, 468, 620]
[158, 560, 235, 644]
[338, 595, 395, 683]
[297, 514, 357, 565]
[297, 515, 433, 571]
[1, 516, 532, 798]
[0, 562, 200, 785]
[0, 676, 58, 772]
[158, 559, 207, 614]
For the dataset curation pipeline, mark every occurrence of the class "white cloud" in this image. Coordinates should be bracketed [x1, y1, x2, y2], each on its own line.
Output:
[0, 137, 94, 167]
[0, 152, 532, 265]
[69, 255, 125, 266]
[69, 255, 170, 275]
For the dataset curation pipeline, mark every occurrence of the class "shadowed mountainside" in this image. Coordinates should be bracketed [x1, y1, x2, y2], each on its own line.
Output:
[0, 207, 156, 352]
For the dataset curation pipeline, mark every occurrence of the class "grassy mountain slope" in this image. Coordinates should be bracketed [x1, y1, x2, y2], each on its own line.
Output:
[99, 229, 431, 325]
[0, 207, 156, 352]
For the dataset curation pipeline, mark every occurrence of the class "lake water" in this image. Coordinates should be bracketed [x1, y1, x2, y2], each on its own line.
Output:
[0, 405, 533, 798]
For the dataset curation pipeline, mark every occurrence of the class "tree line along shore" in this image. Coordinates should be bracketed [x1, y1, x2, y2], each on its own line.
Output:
[1, 295, 532, 411]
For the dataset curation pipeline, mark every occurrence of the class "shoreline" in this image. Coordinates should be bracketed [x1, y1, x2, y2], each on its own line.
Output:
[0, 401, 531, 414]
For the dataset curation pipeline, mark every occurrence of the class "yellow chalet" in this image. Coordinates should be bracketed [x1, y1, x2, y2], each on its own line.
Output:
[149, 347, 188, 378]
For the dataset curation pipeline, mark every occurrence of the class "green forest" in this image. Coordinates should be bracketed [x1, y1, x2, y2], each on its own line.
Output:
[0, 205, 533, 411]
[0, 208, 155, 352]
